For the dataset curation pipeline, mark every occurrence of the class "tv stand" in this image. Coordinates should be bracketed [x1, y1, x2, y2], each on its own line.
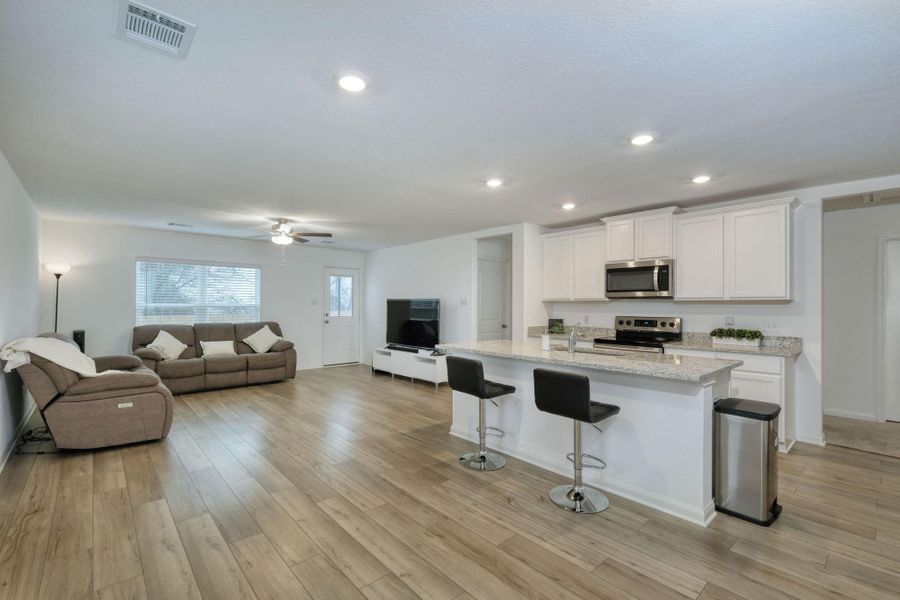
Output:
[385, 344, 419, 353]
[372, 347, 448, 389]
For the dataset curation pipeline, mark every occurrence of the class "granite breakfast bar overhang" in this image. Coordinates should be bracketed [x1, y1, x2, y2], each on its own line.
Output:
[437, 340, 743, 525]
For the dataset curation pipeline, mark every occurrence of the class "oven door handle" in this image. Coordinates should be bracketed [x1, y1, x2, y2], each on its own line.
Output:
[652, 266, 660, 292]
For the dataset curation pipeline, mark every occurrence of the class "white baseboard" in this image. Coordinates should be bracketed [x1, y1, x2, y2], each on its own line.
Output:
[0, 401, 36, 475]
[823, 409, 878, 421]
[449, 426, 715, 527]
[795, 431, 826, 446]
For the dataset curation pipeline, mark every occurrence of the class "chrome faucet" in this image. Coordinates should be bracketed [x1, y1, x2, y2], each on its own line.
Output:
[568, 323, 582, 353]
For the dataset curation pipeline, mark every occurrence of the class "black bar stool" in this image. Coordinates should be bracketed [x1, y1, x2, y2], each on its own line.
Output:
[447, 356, 515, 471]
[533, 368, 620, 513]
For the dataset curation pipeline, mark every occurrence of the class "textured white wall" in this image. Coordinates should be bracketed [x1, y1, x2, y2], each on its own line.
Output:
[364, 223, 547, 354]
[39, 220, 365, 370]
[823, 201, 900, 420]
[0, 148, 40, 465]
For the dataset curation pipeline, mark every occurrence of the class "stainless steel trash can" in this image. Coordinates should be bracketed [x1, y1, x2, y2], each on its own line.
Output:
[714, 398, 781, 526]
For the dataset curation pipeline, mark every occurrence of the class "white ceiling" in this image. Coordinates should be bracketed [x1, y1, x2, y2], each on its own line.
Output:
[2, 1, 900, 250]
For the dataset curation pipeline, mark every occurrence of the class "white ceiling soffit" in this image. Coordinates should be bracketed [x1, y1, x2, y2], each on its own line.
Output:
[2, 2, 900, 250]
[116, 0, 196, 59]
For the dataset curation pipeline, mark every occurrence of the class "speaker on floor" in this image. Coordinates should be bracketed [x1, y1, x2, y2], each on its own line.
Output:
[72, 329, 85, 353]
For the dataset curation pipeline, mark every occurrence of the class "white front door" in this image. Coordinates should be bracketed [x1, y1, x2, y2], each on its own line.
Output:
[477, 258, 511, 341]
[323, 267, 360, 365]
[884, 240, 900, 421]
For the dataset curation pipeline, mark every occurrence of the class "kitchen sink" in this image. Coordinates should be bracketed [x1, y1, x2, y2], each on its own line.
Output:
[550, 345, 628, 357]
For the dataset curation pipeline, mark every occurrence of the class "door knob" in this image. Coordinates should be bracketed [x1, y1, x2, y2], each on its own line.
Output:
[501, 324, 508, 328]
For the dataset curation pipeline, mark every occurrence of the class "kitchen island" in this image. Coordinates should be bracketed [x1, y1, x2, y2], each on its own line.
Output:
[437, 339, 742, 525]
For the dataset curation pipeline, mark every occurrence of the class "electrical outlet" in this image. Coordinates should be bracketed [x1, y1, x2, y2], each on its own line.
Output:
[725, 316, 735, 327]
[311, 298, 318, 306]
[584, 315, 590, 325]
[763, 320, 781, 333]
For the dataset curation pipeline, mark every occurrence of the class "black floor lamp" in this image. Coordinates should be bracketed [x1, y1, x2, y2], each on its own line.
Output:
[44, 264, 71, 333]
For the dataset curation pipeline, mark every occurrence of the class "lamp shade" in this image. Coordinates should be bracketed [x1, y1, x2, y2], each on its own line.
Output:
[45, 264, 71, 275]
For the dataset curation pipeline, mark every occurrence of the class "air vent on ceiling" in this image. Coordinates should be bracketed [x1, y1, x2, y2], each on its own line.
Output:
[116, 0, 196, 59]
[167, 222, 194, 228]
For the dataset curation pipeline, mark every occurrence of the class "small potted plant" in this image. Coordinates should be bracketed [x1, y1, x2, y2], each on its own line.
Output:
[709, 327, 764, 347]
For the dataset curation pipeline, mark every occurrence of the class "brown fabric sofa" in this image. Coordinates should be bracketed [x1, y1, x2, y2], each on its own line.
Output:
[132, 321, 296, 394]
[13, 333, 174, 450]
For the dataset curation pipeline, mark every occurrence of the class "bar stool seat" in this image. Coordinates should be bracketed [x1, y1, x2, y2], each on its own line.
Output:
[534, 368, 619, 514]
[447, 356, 515, 471]
[483, 381, 517, 399]
[588, 402, 620, 423]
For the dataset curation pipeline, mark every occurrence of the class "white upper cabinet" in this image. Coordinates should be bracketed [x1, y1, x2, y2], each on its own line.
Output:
[603, 207, 680, 263]
[541, 235, 573, 300]
[636, 211, 675, 259]
[726, 203, 791, 299]
[674, 197, 796, 301]
[605, 219, 635, 262]
[541, 227, 606, 301]
[573, 229, 607, 299]
[674, 213, 725, 299]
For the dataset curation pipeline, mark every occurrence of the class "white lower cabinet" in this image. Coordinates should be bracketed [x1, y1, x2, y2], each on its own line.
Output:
[667, 348, 795, 453]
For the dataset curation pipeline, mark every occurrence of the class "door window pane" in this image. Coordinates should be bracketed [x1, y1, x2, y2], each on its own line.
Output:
[329, 275, 353, 317]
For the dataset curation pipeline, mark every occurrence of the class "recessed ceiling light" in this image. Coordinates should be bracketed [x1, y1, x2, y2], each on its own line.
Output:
[486, 178, 503, 188]
[692, 175, 711, 184]
[337, 73, 367, 92]
[562, 202, 576, 210]
[630, 134, 654, 146]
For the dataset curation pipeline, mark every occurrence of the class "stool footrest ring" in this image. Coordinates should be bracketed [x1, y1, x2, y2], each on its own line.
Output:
[476, 426, 505, 438]
[566, 452, 607, 469]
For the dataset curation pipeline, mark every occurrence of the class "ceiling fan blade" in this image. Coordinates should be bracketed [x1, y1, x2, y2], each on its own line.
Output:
[293, 232, 332, 238]
[248, 234, 274, 239]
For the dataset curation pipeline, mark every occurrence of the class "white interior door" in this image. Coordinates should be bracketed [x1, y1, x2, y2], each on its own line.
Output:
[477, 258, 511, 341]
[323, 267, 360, 365]
[884, 241, 900, 421]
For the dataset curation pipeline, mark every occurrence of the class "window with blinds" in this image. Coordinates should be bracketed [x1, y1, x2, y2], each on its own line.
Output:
[135, 259, 261, 325]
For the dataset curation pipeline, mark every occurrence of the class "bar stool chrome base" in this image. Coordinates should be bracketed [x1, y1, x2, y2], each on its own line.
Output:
[459, 451, 506, 471]
[549, 484, 609, 514]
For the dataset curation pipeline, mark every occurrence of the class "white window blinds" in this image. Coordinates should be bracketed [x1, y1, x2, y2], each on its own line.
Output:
[135, 259, 261, 325]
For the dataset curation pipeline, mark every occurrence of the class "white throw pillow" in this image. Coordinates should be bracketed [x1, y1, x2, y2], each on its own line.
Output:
[243, 325, 282, 353]
[147, 330, 188, 361]
[200, 340, 237, 357]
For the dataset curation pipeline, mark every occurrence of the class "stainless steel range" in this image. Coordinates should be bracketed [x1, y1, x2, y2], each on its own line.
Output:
[593, 316, 682, 354]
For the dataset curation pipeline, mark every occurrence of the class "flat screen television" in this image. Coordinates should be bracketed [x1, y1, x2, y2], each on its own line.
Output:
[386, 299, 440, 349]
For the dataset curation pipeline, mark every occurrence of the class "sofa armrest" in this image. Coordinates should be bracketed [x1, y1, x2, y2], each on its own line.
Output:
[134, 347, 164, 370]
[135, 347, 164, 361]
[66, 371, 161, 397]
[270, 340, 294, 352]
[94, 355, 143, 372]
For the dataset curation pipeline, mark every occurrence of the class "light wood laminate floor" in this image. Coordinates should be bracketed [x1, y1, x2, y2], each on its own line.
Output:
[2, 364, 900, 599]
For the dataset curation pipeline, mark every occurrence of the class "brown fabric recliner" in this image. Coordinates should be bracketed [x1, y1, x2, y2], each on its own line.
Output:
[132, 321, 297, 394]
[13, 334, 174, 450]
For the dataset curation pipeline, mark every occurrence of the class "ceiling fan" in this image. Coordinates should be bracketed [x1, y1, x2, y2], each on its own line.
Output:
[256, 219, 334, 245]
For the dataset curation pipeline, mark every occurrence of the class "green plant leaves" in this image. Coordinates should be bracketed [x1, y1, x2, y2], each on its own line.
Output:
[709, 327, 763, 341]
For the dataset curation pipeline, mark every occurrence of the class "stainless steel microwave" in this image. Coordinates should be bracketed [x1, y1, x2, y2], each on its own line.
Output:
[605, 259, 673, 298]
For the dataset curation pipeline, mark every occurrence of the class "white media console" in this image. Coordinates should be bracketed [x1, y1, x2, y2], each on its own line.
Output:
[372, 347, 448, 388]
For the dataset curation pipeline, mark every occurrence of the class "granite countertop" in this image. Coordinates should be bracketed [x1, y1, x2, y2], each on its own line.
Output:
[661, 332, 801, 358]
[526, 327, 802, 358]
[437, 339, 742, 383]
